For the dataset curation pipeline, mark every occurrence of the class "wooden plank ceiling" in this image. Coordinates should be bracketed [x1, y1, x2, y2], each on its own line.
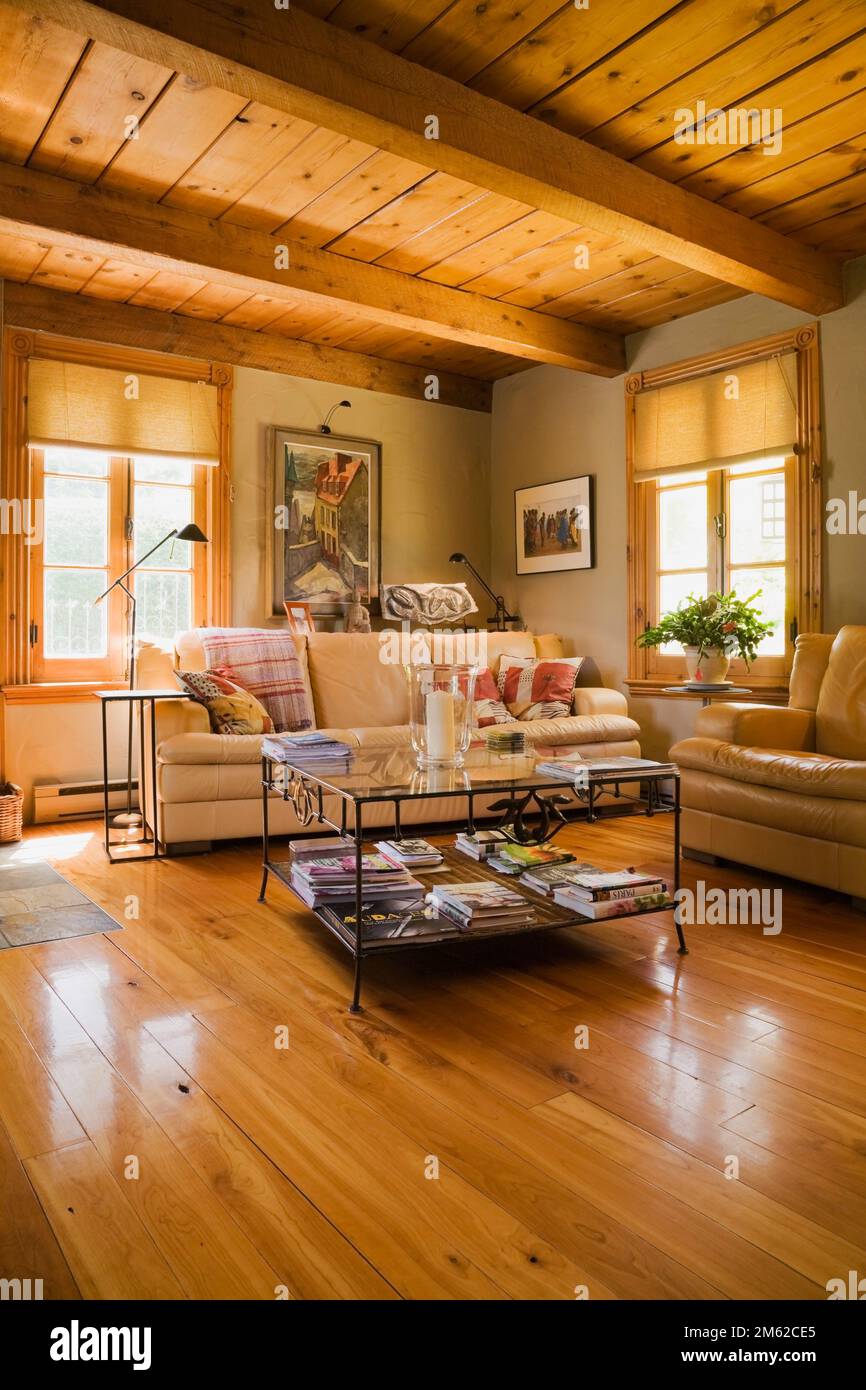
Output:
[0, 0, 863, 401]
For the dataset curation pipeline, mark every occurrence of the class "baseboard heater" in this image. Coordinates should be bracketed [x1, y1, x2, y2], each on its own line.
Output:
[33, 778, 138, 823]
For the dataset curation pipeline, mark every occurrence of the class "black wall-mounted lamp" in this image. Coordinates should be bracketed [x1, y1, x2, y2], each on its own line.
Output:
[449, 552, 521, 632]
[320, 400, 352, 434]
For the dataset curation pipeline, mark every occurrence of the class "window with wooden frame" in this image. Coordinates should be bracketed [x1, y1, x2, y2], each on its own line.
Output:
[28, 448, 208, 683]
[1, 330, 232, 700]
[626, 325, 823, 700]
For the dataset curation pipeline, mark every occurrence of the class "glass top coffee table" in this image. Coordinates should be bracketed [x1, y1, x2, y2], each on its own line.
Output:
[258, 745, 685, 1012]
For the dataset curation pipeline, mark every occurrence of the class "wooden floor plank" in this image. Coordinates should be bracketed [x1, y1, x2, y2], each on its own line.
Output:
[0, 1112, 80, 1300]
[24, 1141, 184, 1300]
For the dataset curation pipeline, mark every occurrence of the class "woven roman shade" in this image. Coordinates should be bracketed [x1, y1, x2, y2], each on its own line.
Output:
[27, 359, 219, 462]
[633, 353, 797, 480]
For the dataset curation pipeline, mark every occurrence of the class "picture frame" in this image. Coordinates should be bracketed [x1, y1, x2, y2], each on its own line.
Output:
[514, 474, 594, 575]
[266, 426, 381, 619]
[283, 600, 315, 635]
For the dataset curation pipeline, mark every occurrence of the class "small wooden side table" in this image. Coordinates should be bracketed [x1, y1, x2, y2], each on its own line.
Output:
[94, 690, 195, 863]
[662, 685, 752, 709]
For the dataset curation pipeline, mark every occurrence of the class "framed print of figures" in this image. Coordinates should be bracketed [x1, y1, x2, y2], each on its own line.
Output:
[267, 427, 381, 619]
[515, 474, 594, 575]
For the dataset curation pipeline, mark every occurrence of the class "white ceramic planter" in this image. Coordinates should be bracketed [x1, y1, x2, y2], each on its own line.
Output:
[683, 645, 731, 684]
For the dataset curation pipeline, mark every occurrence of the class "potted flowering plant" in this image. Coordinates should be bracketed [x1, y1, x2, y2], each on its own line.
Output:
[637, 591, 775, 683]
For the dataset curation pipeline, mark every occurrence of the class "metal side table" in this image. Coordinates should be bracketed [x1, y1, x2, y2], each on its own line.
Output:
[95, 689, 195, 863]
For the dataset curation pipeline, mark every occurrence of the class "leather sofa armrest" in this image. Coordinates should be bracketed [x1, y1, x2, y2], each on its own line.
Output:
[572, 687, 628, 717]
[154, 696, 211, 742]
[693, 702, 815, 751]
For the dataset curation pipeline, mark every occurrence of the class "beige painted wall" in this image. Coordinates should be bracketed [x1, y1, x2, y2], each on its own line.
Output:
[7, 368, 491, 815]
[231, 366, 491, 626]
[490, 257, 866, 758]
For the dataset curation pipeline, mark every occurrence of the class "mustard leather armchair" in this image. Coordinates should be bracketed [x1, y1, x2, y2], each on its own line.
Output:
[669, 628, 866, 903]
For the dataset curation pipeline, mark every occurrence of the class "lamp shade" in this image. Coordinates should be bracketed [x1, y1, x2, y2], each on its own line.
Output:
[176, 523, 209, 543]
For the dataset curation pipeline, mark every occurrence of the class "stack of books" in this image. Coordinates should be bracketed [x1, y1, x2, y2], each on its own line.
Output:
[487, 842, 575, 876]
[519, 860, 597, 895]
[319, 897, 459, 949]
[486, 728, 525, 755]
[426, 880, 538, 932]
[290, 851, 422, 909]
[454, 829, 508, 860]
[375, 838, 444, 869]
[551, 867, 671, 920]
[263, 731, 354, 772]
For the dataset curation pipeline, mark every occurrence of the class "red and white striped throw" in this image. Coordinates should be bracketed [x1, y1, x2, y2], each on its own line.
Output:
[197, 628, 313, 733]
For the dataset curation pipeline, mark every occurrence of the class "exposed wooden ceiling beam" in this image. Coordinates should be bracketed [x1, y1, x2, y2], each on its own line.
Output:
[0, 162, 623, 376]
[2, 281, 493, 412]
[5, 0, 844, 316]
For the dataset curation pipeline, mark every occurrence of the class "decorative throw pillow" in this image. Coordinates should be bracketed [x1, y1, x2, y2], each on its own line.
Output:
[175, 668, 274, 736]
[196, 627, 314, 732]
[473, 667, 512, 728]
[498, 657, 583, 721]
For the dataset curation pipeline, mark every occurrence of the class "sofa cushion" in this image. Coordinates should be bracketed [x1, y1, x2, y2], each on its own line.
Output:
[158, 727, 360, 765]
[671, 736, 866, 801]
[679, 768, 866, 851]
[513, 714, 639, 746]
[352, 714, 639, 750]
[306, 632, 413, 728]
[815, 626, 866, 760]
[486, 631, 538, 670]
[789, 632, 835, 713]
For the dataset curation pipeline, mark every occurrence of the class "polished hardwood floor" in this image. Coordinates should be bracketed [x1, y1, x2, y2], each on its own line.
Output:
[3, 816, 866, 1300]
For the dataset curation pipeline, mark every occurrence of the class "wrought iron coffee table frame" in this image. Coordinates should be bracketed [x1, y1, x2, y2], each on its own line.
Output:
[258, 754, 685, 1012]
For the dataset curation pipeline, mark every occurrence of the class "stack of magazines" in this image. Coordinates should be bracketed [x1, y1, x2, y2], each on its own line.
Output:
[535, 752, 676, 781]
[290, 835, 356, 862]
[454, 829, 508, 860]
[375, 838, 444, 868]
[263, 731, 353, 772]
[520, 860, 597, 894]
[551, 867, 671, 920]
[319, 897, 459, 949]
[487, 842, 575, 876]
[426, 880, 537, 932]
[290, 852, 422, 909]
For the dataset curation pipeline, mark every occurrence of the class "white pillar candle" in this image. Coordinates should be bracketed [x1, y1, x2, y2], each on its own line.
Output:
[426, 688, 456, 761]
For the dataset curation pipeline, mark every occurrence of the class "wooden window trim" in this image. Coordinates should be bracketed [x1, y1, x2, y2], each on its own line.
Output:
[1, 328, 232, 693]
[1, 682, 129, 705]
[625, 324, 823, 693]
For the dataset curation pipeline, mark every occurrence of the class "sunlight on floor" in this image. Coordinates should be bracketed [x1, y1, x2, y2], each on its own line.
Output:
[12, 830, 95, 863]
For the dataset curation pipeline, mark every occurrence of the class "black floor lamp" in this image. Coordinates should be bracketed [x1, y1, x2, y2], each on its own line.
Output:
[95, 523, 209, 830]
[449, 552, 521, 632]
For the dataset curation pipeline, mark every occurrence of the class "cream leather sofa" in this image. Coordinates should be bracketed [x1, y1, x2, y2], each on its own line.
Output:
[670, 627, 866, 900]
[136, 628, 641, 850]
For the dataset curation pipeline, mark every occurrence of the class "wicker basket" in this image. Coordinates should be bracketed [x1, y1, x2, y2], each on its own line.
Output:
[0, 783, 23, 843]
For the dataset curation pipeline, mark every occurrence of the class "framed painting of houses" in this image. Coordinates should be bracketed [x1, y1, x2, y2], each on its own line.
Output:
[267, 427, 381, 619]
[514, 474, 594, 575]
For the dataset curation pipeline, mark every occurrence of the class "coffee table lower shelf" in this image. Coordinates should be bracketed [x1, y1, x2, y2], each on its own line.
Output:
[260, 844, 683, 1007]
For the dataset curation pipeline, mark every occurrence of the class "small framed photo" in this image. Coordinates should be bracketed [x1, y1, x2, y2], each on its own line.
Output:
[283, 600, 315, 635]
[515, 474, 594, 575]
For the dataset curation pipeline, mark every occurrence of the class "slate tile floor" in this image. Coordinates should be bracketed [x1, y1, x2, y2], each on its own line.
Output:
[0, 843, 118, 948]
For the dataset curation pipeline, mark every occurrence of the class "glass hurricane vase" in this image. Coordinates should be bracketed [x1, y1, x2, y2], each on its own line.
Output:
[406, 663, 478, 769]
